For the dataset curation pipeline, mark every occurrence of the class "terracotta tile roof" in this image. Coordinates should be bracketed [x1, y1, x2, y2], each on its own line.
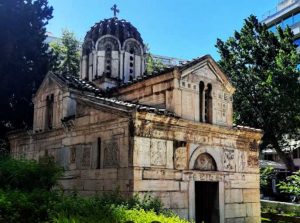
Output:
[52, 73, 176, 117]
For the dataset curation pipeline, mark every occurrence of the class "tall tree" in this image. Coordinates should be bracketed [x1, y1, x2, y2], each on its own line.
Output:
[216, 15, 300, 171]
[50, 29, 80, 76]
[0, 0, 53, 139]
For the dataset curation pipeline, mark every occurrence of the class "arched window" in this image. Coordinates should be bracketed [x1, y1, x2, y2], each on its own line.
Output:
[205, 84, 212, 123]
[105, 46, 112, 77]
[129, 47, 135, 80]
[199, 81, 205, 122]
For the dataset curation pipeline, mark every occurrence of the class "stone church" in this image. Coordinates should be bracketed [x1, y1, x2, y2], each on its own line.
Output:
[9, 10, 262, 223]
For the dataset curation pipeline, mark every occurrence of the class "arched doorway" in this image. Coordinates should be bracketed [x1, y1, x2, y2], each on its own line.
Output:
[194, 153, 219, 223]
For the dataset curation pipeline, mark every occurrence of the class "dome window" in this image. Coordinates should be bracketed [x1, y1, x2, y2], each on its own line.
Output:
[105, 46, 112, 77]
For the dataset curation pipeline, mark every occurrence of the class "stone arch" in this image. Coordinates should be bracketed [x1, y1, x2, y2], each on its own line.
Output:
[82, 38, 94, 55]
[189, 146, 222, 171]
[122, 38, 144, 55]
[193, 153, 217, 171]
[96, 35, 121, 51]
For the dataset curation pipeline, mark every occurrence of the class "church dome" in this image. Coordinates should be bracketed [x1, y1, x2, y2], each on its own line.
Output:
[82, 17, 144, 55]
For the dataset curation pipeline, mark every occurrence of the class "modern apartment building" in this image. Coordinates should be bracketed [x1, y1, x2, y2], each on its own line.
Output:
[262, 0, 300, 48]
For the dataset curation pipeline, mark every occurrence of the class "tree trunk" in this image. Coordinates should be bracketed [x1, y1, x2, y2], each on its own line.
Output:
[270, 135, 296, 172]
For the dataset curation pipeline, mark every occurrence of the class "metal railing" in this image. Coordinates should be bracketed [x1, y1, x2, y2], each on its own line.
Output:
[262, 0, 299, 20]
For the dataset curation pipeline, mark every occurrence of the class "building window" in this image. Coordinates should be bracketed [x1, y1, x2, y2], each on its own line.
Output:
[205, 84, 213, 123]
[105, 47, 112, 77]
[129, 48, 135, 79]
[45, 94, 54, 129]
[96, 137, 101, 169]
[199, 81, 205, 122]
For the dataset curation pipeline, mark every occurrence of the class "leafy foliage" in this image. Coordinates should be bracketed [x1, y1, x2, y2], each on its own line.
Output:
[145, 45, 165, 74]
[0, 156, 62, 191]
[277, 170, 300, 199]
[0, 0, 53, 140]
[0, 189, 59, 223]
[216, 15, 300, 170]
[260, 166, 275, 189]
[53, 207, 189, 223]
[50, 29, 80, 76]
[0, 158, 186, 223]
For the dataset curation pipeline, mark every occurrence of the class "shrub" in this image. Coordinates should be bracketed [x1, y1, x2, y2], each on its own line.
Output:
[277, 170, 300, 202]
[0, 156, 62, 191]
[52, 206, 190, 223]
[0, 189, 60, 223]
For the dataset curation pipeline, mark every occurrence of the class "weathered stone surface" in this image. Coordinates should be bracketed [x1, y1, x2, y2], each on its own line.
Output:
[243, 189, 260, 203]
[246, 203, 260, 217]
[225, 203, 247, 218]
[134, 180, 180, 191]
[225, 218, 245, 223]
[174, 147, 187, 170]
[225, 189, 243, 203]
[170, 192, 188, 209]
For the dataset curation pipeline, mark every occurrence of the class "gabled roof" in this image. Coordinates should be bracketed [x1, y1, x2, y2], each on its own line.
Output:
[113, 54, 235, 94]
[37, 72, 176, 117]
[180, 55, 235, 94]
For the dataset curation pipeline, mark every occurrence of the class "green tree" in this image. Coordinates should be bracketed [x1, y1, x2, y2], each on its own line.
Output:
[278, 170, 300, 201]
[0, 0, 53, 140]
[145, 45, 165, 74]
[216, 15, 300, 171]
[50, 29, 80, 76]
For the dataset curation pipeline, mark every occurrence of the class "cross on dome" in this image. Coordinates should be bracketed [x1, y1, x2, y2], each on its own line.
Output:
[111, 4, 120, 17]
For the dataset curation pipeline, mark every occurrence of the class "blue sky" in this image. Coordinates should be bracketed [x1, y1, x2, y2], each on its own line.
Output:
[47, 0, 279, 60]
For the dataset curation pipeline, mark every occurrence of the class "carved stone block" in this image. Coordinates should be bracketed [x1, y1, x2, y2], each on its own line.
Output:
[174, 147, 187, 170]
[150, 139, 166, 166]
[247, 155, 259, 168]
[81, 146, 91, 167]
[249, 140, 259, 152]
[224, 149, 235, 171]
[103, 140, 118, 167]
[70, 147, 76, 164]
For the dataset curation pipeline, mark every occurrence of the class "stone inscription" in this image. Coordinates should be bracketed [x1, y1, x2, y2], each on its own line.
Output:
[150, 140, 166, 166]
[174, 147, 187, 170]
[224, 148, 235, 171]
[194, 153, 217, 171]
[184, 172, 224, 182]
[103, 140, 118, 167]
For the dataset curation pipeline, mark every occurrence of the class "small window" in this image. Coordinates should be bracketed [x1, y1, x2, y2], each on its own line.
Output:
[96, 138, 101, 169]
[205, 84, 212, 123]
[45, 94, 54, 129]
[199, 81, 205, 122]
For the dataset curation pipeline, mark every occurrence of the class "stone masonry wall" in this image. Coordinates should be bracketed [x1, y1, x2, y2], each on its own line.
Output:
[133, 111, 262, 223]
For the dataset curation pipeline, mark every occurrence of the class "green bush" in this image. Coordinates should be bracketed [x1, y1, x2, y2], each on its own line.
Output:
[52, 206, 189, 223]
[0, 189, 60, 223]
[0, 156, 62, 191]
[49, 192, 172, 222]
[0, 157, 189, 223]
[277, 170, 300, 201]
